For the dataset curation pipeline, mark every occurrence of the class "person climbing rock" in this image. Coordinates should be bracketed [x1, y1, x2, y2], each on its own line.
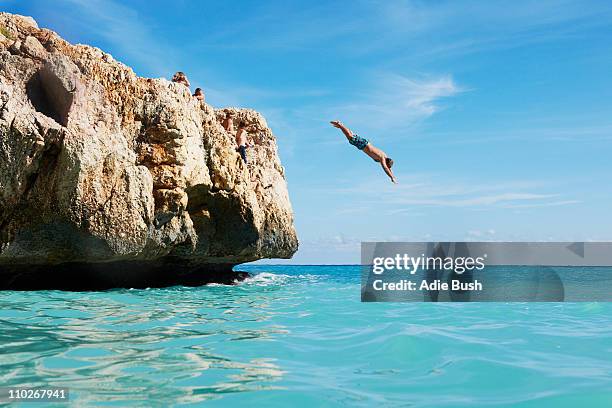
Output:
[330, 120, 397, 183]
[235, 121, 255, 164]
[222, 110, 235, 132]
[172, 71, 190, 88]
[193, 87, 205, 101]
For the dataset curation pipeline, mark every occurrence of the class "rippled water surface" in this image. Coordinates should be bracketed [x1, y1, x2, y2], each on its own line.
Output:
[1, 265, 612, 407]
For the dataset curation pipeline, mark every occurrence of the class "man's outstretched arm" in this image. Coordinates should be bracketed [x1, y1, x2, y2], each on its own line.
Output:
[330, 120, 353, 141]
[381, 160, 397, 184]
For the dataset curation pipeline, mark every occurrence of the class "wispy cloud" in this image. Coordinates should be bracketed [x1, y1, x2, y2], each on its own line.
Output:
[61, 0, 172, 76]
[467, 229, 496, 238]
[289, 72, 463, 138]
[403, 123, 612, 148]
[367, 0, 612, 61]
[501, 200, 581, 209]
[335, 73, 460, 125]
[214, 70, 462, 161]
[394, 192, 556, 207]
[326, 174, 574, 209]
[189, 0, 612, 59]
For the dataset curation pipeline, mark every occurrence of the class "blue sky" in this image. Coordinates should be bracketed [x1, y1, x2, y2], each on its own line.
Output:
[3, 0, 612, 263]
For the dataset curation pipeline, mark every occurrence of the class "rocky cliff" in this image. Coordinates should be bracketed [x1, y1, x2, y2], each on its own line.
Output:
[0, 13, 298, 288]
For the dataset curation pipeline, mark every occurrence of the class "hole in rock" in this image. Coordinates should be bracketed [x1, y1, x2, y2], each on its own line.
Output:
[26, 72, 62, 125]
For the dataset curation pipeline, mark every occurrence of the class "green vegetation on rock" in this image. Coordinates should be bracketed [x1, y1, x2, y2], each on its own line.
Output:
[0, 26, 13, 39]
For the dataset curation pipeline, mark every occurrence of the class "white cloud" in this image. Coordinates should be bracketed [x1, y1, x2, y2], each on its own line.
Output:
[404, 192, 555, 207]
[326, 174, 574, 209]
[383, 74, 460, 116]
[328, 73, 462, 133]
[370, 0, 612, 62]
[500, 200, 581, 209]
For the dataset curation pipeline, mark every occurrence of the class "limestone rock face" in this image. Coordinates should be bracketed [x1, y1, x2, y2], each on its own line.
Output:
[0, 13, 298, 272]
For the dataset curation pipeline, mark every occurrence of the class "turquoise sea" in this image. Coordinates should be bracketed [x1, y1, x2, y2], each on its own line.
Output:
[1, 265, 611, 407]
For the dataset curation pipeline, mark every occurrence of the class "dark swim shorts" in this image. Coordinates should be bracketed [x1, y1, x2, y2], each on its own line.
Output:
[237, 145, 248, 163]
[349, 134, 369, 150]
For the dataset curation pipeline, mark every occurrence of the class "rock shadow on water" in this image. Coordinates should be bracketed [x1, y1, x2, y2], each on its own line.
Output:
[0, 260, 250, 291]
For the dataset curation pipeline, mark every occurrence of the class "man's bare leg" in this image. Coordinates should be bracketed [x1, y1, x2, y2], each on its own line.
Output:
[330, 120, 353, 141]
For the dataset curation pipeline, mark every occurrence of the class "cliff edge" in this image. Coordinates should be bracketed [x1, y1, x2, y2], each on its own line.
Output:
[0, 13, 298, 288]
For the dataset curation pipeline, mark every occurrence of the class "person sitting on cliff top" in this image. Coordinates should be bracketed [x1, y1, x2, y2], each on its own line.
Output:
[235, 121, 255, 164]
[172, 71, 190, 88]
[193, 88, 205, 101]
[330, 120, 397, 183]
